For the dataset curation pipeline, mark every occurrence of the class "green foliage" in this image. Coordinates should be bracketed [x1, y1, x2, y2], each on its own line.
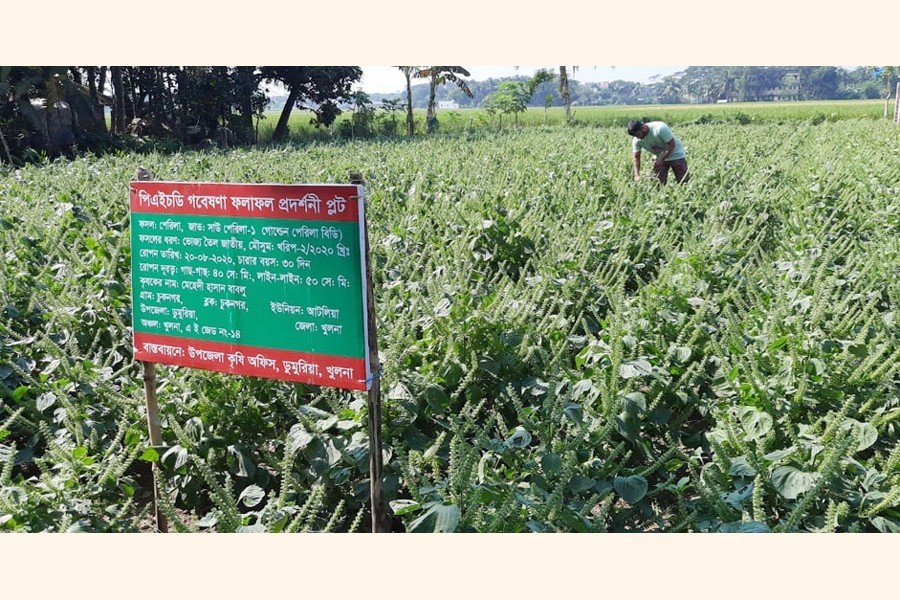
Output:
[1, 118, 899, 533]
[482, 82, 531, 128]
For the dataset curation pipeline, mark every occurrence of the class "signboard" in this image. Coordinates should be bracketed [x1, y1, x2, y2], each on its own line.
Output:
[129, 181, 371, 391]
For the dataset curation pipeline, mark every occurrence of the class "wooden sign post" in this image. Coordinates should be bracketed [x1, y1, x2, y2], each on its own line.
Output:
[352, 172, 390, 533]
[130, 170, 388, 532]
[894, 82, 899, 124]
[134, 167, 168, 533]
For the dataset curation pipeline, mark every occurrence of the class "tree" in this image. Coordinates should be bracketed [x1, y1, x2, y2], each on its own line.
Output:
[481, 93, 505, 129]
[559, 66, 573, 122]
[230, 67, 267, 143]
[483, 71, 554, 129]
[795, 66, 839, 100]
[110, 66, 126, 133]
[261, 67, 361, 142]
[482, 81, 529, 128]
[348, 90, 375, 138]
[379, 98, 404, 135]
[415, 67, 473, 133]
[1, 66, 92, 153]
[527, 69, 555, 124]
[397, 67, 419, 136]
[659, 76, 684, 104]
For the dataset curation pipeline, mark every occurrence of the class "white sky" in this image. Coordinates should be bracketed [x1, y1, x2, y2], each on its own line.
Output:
[359, 66, 688, 94]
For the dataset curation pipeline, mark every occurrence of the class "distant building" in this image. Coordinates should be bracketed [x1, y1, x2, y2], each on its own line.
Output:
[438, 100, 459, 109]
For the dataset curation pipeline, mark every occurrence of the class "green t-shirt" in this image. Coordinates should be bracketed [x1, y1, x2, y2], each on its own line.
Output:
[632, 121, 685, 161]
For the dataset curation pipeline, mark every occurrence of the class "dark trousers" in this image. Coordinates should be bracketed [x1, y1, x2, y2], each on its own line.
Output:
[652, 158, 690, 184]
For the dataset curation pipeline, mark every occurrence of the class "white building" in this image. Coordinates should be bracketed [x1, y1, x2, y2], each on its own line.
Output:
[438, 100, 459, 109]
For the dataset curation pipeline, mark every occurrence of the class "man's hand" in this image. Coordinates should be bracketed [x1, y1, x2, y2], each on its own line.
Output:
[654, 139, 676, 168]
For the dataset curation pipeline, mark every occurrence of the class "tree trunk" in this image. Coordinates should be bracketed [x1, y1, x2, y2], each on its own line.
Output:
[85, 66, 107, 134]
[425, 75, 440, 133]
[235, 67, 256, 143]
[124, 68, 137, 121]
[0, 124, 14, 165]
[272, 86, 300, 142]
[559, 66, 571, 123]
[427, 76, 437, 121]
[238, 94, 254, 144]
[98, 66, 107, 98]
[147, 67, 161, 122]
[86, 67, 98, 100]
[111, 66, 125, 134]
[405, 73, 415, 136]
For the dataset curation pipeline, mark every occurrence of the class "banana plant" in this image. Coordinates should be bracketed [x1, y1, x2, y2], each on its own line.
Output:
[415, 66, 473, 133]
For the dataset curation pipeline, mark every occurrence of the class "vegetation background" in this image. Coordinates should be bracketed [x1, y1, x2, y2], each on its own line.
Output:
[2, 66, 896, 164]
[3, 1, 900, 594]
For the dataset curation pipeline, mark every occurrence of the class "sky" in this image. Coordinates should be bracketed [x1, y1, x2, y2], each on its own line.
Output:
[358, 66, 688, 94]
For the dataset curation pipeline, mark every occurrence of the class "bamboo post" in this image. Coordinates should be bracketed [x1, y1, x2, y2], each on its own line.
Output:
[894, 82, 899, 124]
[352, 172, 390, 533]
[134, 167, 168, 533]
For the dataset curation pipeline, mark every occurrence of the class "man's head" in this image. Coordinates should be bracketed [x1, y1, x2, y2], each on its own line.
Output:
[627, 120, 647, 138]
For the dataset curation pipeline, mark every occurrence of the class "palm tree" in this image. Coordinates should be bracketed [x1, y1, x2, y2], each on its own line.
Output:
[415, 66, 473, 132]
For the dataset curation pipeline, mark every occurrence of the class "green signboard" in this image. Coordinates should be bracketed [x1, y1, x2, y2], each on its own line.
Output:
[130, 181, 371, 390]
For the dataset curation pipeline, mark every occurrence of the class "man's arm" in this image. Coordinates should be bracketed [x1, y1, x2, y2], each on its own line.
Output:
[633, 152, 642, 181]
[654, 139, 677, 166]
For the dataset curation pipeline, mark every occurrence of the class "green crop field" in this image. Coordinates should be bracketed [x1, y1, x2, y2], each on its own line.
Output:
[1, 113, 899, 532]
[258, 99, 886, 142]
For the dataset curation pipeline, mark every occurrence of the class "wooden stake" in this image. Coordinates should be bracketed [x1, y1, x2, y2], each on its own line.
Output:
[135, 167, 168, 533]
[894, 82, 899, 124]
[352, 172, 390, 533]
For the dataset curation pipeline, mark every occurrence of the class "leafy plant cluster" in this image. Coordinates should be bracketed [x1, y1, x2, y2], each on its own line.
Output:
[1, 119, 898, 532]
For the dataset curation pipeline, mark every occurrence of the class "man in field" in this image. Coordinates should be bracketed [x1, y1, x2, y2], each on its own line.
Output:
[627, 120, 690, 184]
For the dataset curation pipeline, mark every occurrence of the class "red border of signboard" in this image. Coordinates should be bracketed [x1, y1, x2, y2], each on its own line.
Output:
[129, 181, 360, 221]
[133, 332, 368, 390]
